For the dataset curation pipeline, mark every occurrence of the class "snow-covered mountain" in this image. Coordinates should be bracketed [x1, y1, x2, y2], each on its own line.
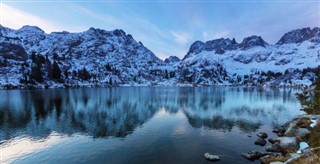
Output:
[178, 27, 320, 86]
[0, 25, 319, 88]
[0, 25, 168, 88]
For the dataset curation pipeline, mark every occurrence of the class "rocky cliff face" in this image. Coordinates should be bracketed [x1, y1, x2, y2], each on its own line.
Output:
[277, 27, 320, 45]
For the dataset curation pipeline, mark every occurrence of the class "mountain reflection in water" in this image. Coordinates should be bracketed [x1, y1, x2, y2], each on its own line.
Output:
[0, 87, 302, 141]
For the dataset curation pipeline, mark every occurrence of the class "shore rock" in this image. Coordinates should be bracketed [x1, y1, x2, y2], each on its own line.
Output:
[241, 151, 269, 161]
[274, 137, 298, 150]
[204, 153, 220, 162]
[257, 132, 268, 139]
[285, 127, 310, 137]
[268, 138, 276, 144]
[260, 153, 287, 164]
[272, 128, 280, 133]
[266, 143, 284, 153]
[255, 138, 267, 146]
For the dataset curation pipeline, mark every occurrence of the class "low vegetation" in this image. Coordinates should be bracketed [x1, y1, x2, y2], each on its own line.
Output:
[291, 75, 320, 163]
[296, 75, 320, 114]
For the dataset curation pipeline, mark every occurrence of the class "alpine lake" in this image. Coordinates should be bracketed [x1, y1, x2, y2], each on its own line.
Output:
[0, 87, 304, 164]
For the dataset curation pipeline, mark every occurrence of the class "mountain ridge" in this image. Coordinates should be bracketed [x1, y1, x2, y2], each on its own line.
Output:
[0, 25, 319, 89]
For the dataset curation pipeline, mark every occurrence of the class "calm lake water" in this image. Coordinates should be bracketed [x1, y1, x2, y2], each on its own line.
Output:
[0, 87, 304, 164]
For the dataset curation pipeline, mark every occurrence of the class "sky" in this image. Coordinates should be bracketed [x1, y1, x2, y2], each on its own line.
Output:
[1, 0, 319, 59]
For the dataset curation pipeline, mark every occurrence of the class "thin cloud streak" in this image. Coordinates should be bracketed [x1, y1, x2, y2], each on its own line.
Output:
[1, 3, 60, 32]
[171, 31, 192, 45]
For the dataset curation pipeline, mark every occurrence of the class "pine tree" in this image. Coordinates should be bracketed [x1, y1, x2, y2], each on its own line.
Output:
[31, 52, 37, 63]
[21, 63, 27, 82]
[53, 53, 59, 60]
[106, 64, 112, 71]
[45, 55, 52, 79]
[30, 52, 43, 83]
[78, 67, 91, 81]
[52, 61, 61, 80]
[64, 69, 69, 79]
[31, 64, 43, 82]
[109, 77, 113, 86]
[165, 70, 169, 79]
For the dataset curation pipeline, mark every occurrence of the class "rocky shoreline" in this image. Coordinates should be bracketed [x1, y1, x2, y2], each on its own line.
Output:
[241, 114, 320, 164]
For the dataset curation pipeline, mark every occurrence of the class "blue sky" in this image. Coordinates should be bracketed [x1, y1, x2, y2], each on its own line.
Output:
[1, 0, 319, 59]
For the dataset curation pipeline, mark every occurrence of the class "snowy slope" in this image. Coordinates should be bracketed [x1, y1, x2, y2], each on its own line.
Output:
[0, 25, 319, 88]
[0, 25, 167, 88]
[178, 27, 320, 86]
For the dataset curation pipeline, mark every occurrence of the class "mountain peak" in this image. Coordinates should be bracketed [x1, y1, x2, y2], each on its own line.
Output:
[239, 35, 268, 50]
[164, 56, 181, 63]
[112, 29, 126, 37]
[184, 41, 205, 59]
[18, 25, 45, 33]
[276, 27, 320, 45]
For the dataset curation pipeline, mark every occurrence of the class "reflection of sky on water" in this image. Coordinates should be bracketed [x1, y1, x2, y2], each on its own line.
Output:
[0, 87, 304, 163]
[0, 132, 70, 163]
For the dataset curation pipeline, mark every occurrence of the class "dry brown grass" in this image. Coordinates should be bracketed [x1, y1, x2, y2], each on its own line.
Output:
[296, 117, 312, 128]
[305, 123, 320, 147]
[289, 149, 320, 164]
[260, 155, 289, 164]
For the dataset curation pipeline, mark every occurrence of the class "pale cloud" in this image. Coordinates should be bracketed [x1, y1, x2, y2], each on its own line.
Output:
[202, 31, 230, 41]
[131, 18, 169, 40]
[70, 4, 121, 27]
[1, 3, 61, 33]
[154, 47, 186, 60]
[154, 51, 169, 60]
[171, 31, 192, 45]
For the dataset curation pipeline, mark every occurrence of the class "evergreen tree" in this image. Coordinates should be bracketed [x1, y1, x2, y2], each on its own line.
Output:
[109, 77, 113, 86]
[20, 63, 27, 82]
[31, 64, 43, 82]
[106, 64, 112, 71]
[78, 67, 91, 81]
[31, 52, 37, 63]
[52, 61, 61, 80]
[72, 70, 77, 79]
[30, 52, 43, 82]
[53, 53, 59, 60]
[165, 70, 169, 79]
[37, 54, 45, 64]
[64, 69, 69, 79]
[45, 55, 52, 79]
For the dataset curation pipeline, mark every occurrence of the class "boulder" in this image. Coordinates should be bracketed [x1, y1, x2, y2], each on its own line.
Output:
[257, 132, 268, 139]
[255, 138, 267, 146]
[295, 128, 310, 137]
[272, 128, 280, 133]
[203, 152, 220, 162]
[285, 127, 310, 137]
[274, 137, 298, 150]
[268, 138, 276, 144]
[241, 151, 269, 161]
[266, 143, 284, 153]
[260, 154, 286, 164]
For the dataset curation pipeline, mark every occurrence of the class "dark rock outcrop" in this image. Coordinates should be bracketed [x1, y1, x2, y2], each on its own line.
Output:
[277, 27, 320, 45]
[239, 36, 268, 50]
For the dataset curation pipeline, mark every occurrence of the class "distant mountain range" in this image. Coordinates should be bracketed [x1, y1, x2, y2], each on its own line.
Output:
[0, 25, 319, 89]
